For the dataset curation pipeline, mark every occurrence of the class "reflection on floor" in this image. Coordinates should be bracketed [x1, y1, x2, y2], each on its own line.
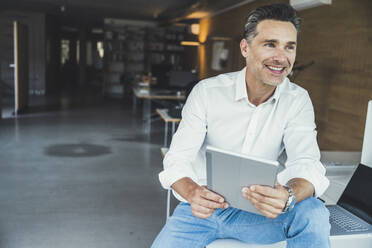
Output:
[0, 94, 170, 248]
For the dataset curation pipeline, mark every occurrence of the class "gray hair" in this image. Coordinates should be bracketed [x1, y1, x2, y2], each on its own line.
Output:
[243, 4, 301, 42]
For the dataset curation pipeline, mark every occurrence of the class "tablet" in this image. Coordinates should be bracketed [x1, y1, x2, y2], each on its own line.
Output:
[206, 146, 280, 215]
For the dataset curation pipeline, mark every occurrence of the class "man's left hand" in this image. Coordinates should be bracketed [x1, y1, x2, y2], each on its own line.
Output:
[242, 182, 289, 218]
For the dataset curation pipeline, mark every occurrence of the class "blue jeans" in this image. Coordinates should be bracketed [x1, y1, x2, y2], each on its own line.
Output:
[151, 197, 330, 248]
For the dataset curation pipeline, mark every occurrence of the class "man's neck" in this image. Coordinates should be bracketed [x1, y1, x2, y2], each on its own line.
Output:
[246, 80, 276, 106]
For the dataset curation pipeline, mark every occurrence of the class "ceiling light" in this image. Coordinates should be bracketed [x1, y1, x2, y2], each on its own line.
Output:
[186, 11, 209, 19]
[190, 24, 200, 35]
[180, 41, 200, 46]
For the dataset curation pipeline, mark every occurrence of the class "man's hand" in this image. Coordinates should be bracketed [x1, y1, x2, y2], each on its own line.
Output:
[242, 182, 289, 218]
[171, 177, 228, 219]
[242, 178, 315, 218]
[187, 186, 229, 219]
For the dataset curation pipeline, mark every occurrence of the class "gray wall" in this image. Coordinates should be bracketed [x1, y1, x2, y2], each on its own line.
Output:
[0, 11, 46, 96]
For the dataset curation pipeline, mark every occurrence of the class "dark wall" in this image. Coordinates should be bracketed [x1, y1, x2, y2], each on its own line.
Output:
[0, 11, 15, 97]
[0, 11, 46, 96]
[45, 15, 61, 95]
[0, 32, 2, 118]
[196, 0, 372, 151]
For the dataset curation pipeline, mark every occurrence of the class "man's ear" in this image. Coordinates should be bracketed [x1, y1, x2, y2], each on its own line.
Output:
[240, 39, 249, 58]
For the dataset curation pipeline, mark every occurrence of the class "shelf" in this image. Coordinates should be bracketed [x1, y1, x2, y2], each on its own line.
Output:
[104, 24, 188, 95]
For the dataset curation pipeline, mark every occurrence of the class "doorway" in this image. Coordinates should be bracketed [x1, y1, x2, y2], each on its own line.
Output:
[1, 21, 28, 118]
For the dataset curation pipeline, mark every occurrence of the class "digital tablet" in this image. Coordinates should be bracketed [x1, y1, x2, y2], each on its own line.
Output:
[206, 146, 280, 215]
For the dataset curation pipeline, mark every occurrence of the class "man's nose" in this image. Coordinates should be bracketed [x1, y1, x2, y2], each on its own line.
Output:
[272, 48, 287, 64]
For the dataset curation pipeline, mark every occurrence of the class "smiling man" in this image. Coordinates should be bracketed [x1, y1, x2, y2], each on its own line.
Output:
[151, 4, 330, 248]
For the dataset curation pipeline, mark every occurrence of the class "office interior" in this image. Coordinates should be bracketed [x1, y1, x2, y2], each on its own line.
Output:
[0, 0, 371, 247]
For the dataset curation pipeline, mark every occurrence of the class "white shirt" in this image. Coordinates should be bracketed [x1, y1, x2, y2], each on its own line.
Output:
[159, 67, 329, 202]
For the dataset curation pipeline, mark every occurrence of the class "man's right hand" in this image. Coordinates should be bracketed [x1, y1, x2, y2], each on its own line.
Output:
[171, 177, 229, 219]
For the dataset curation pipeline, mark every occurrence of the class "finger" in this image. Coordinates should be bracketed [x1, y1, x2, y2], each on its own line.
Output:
[201, 188, 225, 203]
[259, 209, 280, 219]
[191, 203, 214, 215]
[244, 190, 285, 210]
[196, 197, 228, 209]
[249, 185, 282, 198]
[274, 183, 288, 195]
[247, 195, 283, 216]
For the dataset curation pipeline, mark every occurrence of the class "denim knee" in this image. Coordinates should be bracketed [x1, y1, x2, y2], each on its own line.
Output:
[286, 197, 330, 242]
[295, 197, 329, 225]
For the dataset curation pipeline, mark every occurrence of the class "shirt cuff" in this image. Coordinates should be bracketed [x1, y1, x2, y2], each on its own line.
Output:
[277, 161, 330, 197]
[158, 162, 199, 190]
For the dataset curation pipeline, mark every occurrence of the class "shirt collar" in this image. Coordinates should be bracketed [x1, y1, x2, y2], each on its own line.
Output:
[234, 67, 286, 103]
[235, 67, 248, 101]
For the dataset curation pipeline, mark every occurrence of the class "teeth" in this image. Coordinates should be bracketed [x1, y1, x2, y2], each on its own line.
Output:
[267, 66, 284, 71]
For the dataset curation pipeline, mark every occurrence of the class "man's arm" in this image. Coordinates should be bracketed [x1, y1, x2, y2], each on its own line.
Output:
[242, 91, 327, 218]
[160, 82, 229, 219]
[242, 178, 314, 218]
[277, 91, 329, 198]
[286, 177, 315, 202]
[159, 83, 207, 191]
[172, 177, 228, 219]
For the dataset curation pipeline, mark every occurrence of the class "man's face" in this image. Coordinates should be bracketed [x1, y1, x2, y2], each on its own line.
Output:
[240, 20, 297, 87]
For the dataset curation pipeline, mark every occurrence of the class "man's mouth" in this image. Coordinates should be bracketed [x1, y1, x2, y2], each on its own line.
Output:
[265, 65, 286, 74]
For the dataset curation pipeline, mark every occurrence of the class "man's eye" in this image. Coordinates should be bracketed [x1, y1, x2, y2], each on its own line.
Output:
[286, 45, 295, 50]
[264, 43, 275, 47]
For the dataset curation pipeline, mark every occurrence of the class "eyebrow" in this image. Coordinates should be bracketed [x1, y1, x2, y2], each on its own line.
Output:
[263, 39, 297, 45]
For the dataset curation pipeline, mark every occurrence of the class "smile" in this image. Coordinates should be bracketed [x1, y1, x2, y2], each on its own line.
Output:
[265, 65, 285, 74]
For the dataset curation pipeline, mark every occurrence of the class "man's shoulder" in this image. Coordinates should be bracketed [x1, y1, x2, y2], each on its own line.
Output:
[280, 78, 309, 99]
[198, 70, 240, 90]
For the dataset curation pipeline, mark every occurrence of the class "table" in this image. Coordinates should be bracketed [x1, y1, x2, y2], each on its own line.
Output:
[156, 108, 181, 147]
[132, 87, 185, 133]
[319, 151, 361, 205]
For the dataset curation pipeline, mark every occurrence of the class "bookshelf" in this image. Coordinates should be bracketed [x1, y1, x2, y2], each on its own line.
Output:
[103, 21, 188, 97]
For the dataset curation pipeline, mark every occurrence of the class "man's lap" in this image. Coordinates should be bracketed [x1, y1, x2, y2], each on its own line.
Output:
[151, 197, 330, 248]
[151, 202, 218, 248]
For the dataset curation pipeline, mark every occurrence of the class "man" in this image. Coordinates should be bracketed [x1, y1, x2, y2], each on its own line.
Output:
[152, 4, 330, 248]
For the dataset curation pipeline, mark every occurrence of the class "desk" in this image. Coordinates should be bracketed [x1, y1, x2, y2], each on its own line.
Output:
[156, 109, 181, 147]
[132, 87, 185, 133]
[320, 151, 361, 205]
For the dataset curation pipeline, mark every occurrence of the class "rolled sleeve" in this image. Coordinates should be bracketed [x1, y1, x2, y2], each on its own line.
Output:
[159, 161, 198, 190]
[277, 158, 329, 197]
[158, 82, 207, 190]
[281, 91, 329, 197]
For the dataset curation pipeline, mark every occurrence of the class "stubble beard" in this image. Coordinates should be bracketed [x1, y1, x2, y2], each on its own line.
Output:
[262, 77, 285, 87]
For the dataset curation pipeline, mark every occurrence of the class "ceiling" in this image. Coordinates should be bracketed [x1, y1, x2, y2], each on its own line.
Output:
[0, 0, 253, 27]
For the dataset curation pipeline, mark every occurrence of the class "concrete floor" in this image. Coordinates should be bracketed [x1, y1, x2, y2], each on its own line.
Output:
[0, 90, 360, 248]
[0, 95, 170, 248]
